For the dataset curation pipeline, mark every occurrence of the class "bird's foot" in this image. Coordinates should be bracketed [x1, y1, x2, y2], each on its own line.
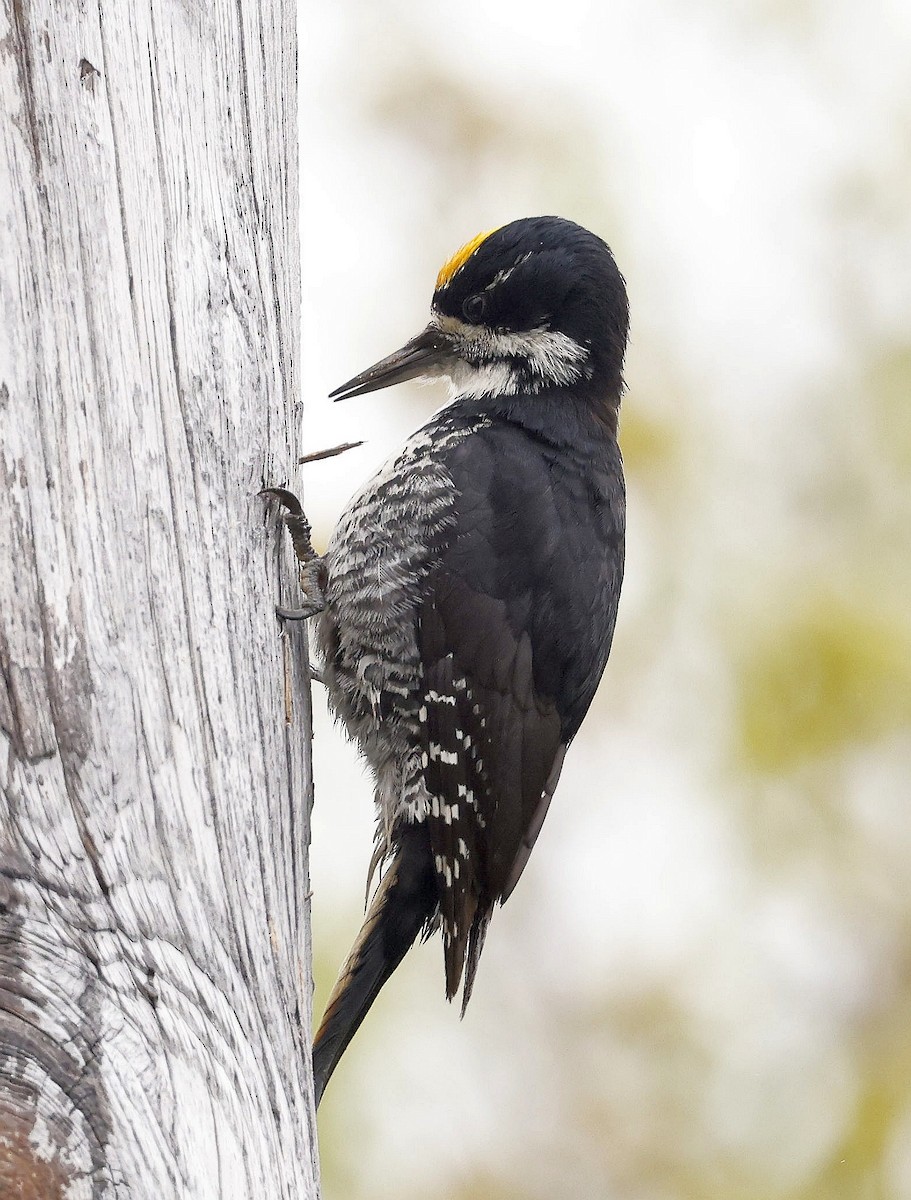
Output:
[261, 487, 317, 563]
[261, 487, 328, 619]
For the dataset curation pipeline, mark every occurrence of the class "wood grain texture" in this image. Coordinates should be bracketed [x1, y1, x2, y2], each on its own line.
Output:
[0, 0, 318, 1195]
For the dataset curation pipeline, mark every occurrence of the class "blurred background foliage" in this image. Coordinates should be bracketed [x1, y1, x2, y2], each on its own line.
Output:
[300, 1, 911, 1195]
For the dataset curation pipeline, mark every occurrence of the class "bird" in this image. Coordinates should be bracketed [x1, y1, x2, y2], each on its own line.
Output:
[286, 216, 628, 1107]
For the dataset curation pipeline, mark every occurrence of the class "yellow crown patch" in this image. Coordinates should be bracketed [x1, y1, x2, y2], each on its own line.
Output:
[435, 227, 501, 291]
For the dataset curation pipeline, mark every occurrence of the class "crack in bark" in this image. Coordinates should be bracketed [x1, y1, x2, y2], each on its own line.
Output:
[97, 7, 139, 345]
[5, 0, 42, 171]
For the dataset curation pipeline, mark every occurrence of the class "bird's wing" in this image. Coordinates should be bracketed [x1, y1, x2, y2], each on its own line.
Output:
[418, 419, 624, 1004]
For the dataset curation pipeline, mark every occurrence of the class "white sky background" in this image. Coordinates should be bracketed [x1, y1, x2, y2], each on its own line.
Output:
[299, 2, 911, 1196]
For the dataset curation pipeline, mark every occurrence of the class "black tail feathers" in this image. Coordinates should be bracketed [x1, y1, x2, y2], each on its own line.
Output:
[312, 824, 436, 1107]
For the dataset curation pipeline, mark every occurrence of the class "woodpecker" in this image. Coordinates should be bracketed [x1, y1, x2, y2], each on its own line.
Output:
[289, 216, 628, 1106]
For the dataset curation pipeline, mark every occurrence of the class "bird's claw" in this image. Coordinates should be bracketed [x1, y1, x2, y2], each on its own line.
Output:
[276, 602, 323, 622]
[262, 486, 328, 619]
[261, 487, 317, 565]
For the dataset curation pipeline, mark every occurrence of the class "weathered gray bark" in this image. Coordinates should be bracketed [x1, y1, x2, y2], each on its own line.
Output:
[0, 1, 318, 1196]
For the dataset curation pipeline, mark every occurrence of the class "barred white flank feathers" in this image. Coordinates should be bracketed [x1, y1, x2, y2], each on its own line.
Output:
[314, 411, 489, 845]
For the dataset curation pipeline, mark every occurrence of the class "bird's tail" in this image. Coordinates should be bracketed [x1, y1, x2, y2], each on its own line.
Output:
[312, 823, 436, 1107]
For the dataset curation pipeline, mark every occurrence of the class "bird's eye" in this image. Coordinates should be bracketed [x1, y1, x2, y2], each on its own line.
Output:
[462, 293, 488, 323]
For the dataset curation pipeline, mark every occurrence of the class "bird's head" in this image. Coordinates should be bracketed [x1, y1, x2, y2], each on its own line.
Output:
[330, 216, 629, 410]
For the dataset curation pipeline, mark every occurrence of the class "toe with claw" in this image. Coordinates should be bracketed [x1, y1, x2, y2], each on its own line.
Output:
[261, 487, 328, 620]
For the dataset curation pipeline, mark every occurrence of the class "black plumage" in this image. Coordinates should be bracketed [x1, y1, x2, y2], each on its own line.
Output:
[418, 402, 624, 1000]
[288, 217, 628, 1106]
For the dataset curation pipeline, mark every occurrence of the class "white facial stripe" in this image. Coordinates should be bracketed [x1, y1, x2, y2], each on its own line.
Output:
[432, 312, 589, 398]
[446, 359, 519, 400]
[482, 327, 588, 383]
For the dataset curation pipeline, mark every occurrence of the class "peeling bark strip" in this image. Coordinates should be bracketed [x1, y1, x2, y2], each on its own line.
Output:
[0, 1, 318, 1197]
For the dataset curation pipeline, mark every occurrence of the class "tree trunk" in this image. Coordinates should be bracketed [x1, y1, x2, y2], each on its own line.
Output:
[0, 1, 318, 1196]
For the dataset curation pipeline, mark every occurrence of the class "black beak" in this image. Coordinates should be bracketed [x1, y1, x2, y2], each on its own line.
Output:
[329, 325, 451, 402]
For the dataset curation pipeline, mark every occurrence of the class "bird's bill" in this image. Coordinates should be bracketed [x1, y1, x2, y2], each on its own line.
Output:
[329, 324, 451, 401]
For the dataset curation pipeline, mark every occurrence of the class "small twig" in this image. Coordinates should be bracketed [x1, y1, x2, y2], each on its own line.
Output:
[298, 440, 364, 465]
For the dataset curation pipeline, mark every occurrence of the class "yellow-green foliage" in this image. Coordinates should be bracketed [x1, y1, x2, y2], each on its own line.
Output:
[738, 597, 911, 772]
[870, 346, 911, 474]
[619, 408, 679, 476]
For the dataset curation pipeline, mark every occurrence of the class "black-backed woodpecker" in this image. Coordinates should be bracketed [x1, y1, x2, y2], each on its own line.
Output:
[286, 216, 628, 1106]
